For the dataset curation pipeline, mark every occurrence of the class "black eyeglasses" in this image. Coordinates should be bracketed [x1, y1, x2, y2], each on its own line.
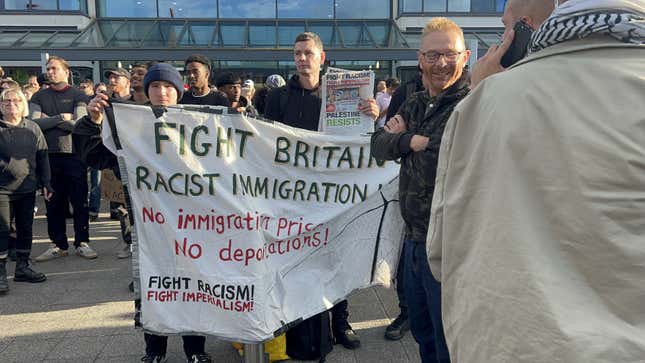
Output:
[419, 50, 464, 64]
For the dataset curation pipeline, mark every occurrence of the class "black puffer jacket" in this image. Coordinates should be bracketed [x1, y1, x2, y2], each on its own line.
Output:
[371, 73, 469, 241]
[264, 75, 322, 131]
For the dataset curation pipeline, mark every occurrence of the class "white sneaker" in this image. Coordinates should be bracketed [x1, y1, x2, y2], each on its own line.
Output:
[35, 244, 69, 262]
[76, 242, 98, 259]
[116, 243, 132, 259]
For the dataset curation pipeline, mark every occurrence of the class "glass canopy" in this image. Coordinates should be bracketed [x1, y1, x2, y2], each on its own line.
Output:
[0, 19, 409, 49]
[0, 20, 502, 62]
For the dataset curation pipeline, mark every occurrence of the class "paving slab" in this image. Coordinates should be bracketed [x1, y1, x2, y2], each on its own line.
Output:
[2, 337, 64, 363]
[44, 335, 108, 361]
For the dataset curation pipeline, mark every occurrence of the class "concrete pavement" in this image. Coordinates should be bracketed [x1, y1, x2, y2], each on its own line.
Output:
[0, 200, 419, 362]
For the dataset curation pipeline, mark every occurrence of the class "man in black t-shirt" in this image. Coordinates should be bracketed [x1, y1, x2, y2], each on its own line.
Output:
[30, 56, 97, 262]
[180, 54, 229, 107]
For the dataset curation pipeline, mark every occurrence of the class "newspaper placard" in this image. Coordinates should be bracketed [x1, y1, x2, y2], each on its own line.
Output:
[319, 69, 375, 134]
[103, 104, 404, 342]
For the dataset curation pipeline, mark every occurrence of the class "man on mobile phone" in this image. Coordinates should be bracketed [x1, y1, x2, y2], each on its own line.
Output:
[427, 0, 644, 361]
[470, 0, 562, 88]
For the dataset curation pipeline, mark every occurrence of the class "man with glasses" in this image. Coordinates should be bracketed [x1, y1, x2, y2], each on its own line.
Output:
[105, 68, 132, 101]
[371, 17, 471, 363]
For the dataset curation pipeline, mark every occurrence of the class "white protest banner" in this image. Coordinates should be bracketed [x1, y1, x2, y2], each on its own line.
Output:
[319, 69, 375, 134]
[103, 103, 403, 342]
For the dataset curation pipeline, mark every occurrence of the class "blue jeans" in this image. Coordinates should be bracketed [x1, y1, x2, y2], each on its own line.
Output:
[89, 168, 101, 215]
[404, 239, 450, 363]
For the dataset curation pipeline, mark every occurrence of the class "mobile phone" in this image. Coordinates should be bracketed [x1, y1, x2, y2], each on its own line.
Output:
[500, 21, 534, 68]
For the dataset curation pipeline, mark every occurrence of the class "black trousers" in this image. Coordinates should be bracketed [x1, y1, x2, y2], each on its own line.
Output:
[0, 193, 36, 256]
[45, 154, 89, 249]
[144, 333, 205, 358]
[331, 299, 351, 332]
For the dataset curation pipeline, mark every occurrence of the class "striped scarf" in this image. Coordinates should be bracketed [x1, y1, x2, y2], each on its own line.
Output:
[529, 0, 645, 53]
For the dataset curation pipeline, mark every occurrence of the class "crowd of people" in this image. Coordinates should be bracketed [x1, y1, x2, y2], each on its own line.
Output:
[1, 0, 643, 362]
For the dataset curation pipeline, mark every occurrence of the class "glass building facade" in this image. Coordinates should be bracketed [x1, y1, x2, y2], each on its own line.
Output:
[96, 0, 391, 19]
[0, 0, 86, 11]
[0, 0, 504, 84]
[399, 0, 505, 14]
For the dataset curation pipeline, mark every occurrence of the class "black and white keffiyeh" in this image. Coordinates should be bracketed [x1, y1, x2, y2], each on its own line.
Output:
[529, 0, 645, 53]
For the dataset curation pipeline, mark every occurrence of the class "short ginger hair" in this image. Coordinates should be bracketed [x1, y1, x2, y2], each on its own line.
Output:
[422, 17, 466, 50]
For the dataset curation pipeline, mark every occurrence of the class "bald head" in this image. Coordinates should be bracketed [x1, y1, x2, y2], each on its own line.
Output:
[502, 0, 560, 30]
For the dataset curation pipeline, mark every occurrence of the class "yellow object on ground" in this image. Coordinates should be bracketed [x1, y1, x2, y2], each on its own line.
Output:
[232, 334, 289, 362]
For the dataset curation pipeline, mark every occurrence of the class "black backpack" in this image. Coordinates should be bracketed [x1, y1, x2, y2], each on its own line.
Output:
[286, 311, 333, 362]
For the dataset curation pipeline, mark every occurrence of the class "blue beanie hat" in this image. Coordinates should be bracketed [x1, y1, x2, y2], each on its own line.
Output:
[143, 63, 184, 99]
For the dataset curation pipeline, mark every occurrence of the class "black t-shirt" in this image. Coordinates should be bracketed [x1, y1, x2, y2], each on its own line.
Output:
[180, 90, 230, 107]
[30, 86, 89, 116]
[30, 86, 89, 154]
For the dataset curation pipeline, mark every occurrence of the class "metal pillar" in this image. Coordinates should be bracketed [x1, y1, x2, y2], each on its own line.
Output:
[40, 52, 49, 73]
[243, 343, 269, 363]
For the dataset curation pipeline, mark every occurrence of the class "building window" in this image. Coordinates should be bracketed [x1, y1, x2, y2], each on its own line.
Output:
[447, 0, 469, 12]
[219, 0, 276, 18]
[471, 0, 504, 12]
[249, 22, 277, 47]
[401, 0, 422, 12]
[220, 22, 246, 46]
[99, 0, 157, 17]
[158, 0, 216, 18]
[277, 0, 333, 19]
[423, 0, 445, 12]
[335, 0, 389, 19]
[399, 0, 505, 13]
[1, 0, 85, 11]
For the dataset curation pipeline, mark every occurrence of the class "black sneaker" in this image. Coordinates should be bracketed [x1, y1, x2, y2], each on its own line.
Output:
[187, 353, 212, 363]
[384, 314, 410, 340]
[334, 328, 361, 350]
[141, 354, 166, 363]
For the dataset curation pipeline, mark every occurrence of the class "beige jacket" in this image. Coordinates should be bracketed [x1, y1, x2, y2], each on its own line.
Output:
[427, 36, 645, 363]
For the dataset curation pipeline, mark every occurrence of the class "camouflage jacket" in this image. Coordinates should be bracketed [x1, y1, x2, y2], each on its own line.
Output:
[371, 73, 469, 241]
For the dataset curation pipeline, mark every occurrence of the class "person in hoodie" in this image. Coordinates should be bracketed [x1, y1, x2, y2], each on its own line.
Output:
[263, 31, 380, 351]
[264, 32, 380, 132]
